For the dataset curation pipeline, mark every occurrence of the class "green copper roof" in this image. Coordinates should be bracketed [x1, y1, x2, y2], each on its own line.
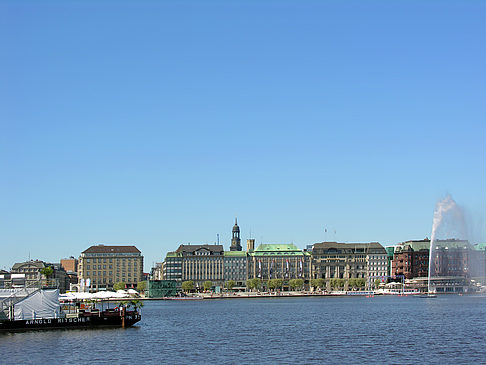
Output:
[385, 246, 395, 256]
[473, 243, 486, 250]
[250, 244, 304, 256]
[224, 251, 247, 257]
[406, 241, 430, 251]
[165, 251, 182, 258]
[433, 239, 470, 249]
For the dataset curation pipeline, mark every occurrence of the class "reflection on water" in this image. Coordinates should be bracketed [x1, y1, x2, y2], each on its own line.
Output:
[2, 296, 486, 364]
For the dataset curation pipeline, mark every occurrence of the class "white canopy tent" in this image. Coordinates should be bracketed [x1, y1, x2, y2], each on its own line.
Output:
[59, 291, 129, 301]
[14, 289, 60, 320]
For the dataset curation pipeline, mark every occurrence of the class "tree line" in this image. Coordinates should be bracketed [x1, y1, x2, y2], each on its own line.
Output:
[179, 278, 377, 292]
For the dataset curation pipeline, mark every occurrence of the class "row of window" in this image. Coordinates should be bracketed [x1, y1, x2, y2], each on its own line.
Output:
[84, 257, 141, 263]
[86, 271, 138, 278]
[84, 253, 140, 257]
[84, 265, 138, 270]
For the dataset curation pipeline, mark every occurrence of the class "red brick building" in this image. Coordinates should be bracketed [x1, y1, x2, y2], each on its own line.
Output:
[392, 239, 430, 279]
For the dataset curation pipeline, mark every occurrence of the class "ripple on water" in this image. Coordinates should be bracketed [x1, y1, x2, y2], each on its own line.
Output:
[2, 296, 486, 364]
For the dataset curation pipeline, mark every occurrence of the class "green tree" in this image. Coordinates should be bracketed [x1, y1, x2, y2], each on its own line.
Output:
[137, 281, 147, 292]
[294, 279, 304, 290]
[290, 279, 304, 290]
[374, 279, 382, 288]
[225, 280, 236, 291]
[181, 281, 194, 292]
[289, 279, 297, 290]
[113, 282, 126, 291]
[203, 281, 213, 291]
[247, 278, 261, 291]
[331, 278, 345, 289]
[274, 279, 283, 290]
[268, 279, 278, 290]
[40, 266, 53, 278]
[357, 278, 366, 289]
[127, 299, 144, 310]
[311, 278, 325, 290]
[348, 278, 357, 290]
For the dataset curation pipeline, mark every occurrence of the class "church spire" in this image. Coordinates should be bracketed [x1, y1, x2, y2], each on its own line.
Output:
[230, 218, 242, 251]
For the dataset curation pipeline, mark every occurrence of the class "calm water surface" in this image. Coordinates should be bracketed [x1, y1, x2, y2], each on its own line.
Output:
[1, 295, 486, 364]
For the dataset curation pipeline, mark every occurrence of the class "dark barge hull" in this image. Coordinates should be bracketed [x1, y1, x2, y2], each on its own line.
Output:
[0, 311, 141, 331]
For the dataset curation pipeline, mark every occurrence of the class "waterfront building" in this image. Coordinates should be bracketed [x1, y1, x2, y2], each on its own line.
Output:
[428, 239, 481, 293]
[392, 239, 430, 279]
[60, 257, 78, 273]
[78, 245, 143, 291]
[60, 257, 78, 289]
[10, 260, 70, 292]
[147, 280, 177, 298]
[430, 239, 471, 277]
[0, 271, 10, 289]
[367, 248, 388, 281]
[151, 262, 164, 280]
[471, 243, 486, 279]
[163, 252, 182, 283]
[230, 218, 242, 251]
[392, 239, 486, 292]
[223, 251, 247, 287]
[311, 242, 387, 290]
[177, 244, 225, 289]
[385, 246, 395, 277]
[10, 260, 45, 283]
[247, 244, 311, 286]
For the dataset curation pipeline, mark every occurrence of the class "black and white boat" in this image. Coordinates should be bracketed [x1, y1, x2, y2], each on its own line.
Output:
[0, 287, 141, 331]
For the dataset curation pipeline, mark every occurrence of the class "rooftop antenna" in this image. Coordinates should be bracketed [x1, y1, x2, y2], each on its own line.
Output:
[217, 234, 220, 245]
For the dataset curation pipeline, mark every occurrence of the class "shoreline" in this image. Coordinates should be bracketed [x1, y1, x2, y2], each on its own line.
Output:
[140, 291, 425, 301]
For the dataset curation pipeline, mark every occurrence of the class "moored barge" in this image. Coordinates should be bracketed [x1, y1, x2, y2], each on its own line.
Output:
[0, 288, 141, 332]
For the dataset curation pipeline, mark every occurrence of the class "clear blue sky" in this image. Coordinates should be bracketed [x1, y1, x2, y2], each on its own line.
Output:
[1, 1, 485, 271]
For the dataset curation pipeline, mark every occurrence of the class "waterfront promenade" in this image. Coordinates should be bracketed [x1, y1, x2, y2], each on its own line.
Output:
[141, 289, 415, 300]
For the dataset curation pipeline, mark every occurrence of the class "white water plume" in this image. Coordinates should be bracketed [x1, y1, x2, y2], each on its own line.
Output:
[430, 194, 467, 244]
[428, 195, 486, 292]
